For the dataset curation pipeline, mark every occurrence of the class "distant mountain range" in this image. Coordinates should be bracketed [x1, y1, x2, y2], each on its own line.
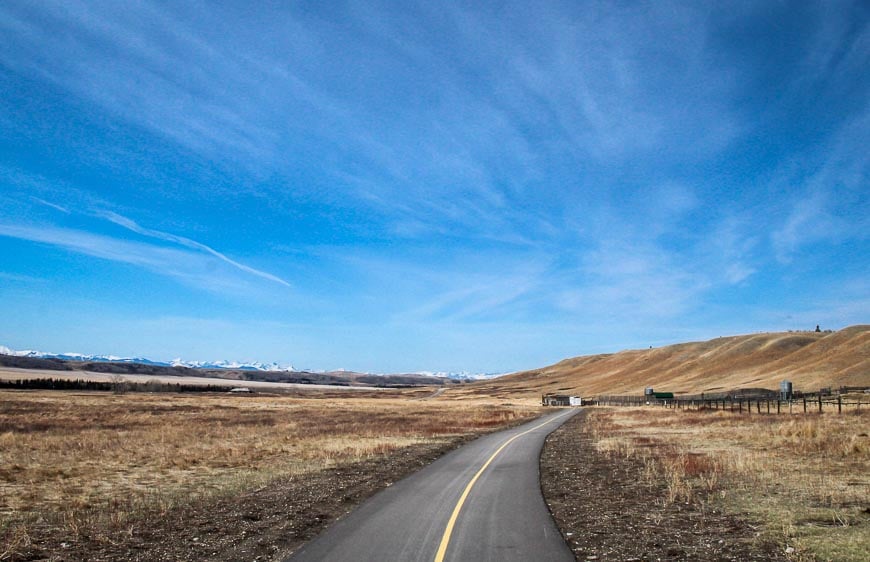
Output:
[0, 345, 503, 380]
[0, 346, 291, 372]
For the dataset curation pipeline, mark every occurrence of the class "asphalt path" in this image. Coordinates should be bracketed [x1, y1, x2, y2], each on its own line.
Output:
[287, 409, 578, 562]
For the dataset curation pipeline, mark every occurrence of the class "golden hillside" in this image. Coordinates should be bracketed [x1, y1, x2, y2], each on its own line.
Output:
[471, 325, 869, 399]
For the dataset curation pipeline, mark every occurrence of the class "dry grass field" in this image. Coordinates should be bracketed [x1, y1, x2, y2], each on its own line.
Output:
[0, 366, 380, 391]
[584, 406, 870, 561]
[466, 325, 869, 400]
[0, 389, 538, 559]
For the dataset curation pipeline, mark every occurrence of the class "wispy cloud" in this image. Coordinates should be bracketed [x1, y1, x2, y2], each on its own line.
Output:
[704, 215, 759, 285]
[0, 0, 749, 241]
[559, 241, 709, 322]
[0, 222, 288, 295]
[771, 108, 869, 262]
[0, 167, 292, 290]
[30, 197, 70, 214]
[0, 271, 44, 283]
[400, 270, 545, 323]
[97, 211, 291, 288]
[0, 165, 111, 213]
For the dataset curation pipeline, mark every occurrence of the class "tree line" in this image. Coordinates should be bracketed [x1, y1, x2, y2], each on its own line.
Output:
[0, 377, 237, 393]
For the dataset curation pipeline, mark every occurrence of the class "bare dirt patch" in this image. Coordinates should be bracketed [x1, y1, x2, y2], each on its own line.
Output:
[540, 410, 786, 561]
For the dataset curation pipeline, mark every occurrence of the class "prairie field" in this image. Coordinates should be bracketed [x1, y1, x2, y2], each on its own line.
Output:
[470, 325, 869, 399]
[586, 406, 870, 561]
[0, 389, 538, 558]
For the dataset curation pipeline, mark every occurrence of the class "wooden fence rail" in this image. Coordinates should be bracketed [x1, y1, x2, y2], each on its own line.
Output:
[593, 394, 867, 414]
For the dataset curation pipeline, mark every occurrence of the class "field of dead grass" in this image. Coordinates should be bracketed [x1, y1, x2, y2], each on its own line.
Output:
[0, 390, 538, 558]
[586, 406, 870, 561]
[467, 325, 869, 399]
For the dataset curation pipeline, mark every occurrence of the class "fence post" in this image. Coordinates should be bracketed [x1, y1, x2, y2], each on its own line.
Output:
[818, 395, 823, 414]
[838, 395, 842, 414]
[803, 398, 807, 413]
[776, 400, 780, 414]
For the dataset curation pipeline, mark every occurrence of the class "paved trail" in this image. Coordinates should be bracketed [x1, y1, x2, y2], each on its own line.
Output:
[286, 409, 577, 562]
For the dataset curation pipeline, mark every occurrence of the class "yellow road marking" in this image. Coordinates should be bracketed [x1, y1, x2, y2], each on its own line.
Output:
[432, 410, 575, 562]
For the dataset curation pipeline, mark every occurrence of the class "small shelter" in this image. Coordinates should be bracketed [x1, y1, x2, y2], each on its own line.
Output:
[542, 394, 582, 406]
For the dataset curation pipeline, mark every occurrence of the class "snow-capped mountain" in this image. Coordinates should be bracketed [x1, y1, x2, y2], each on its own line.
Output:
[0, 344, 501, 379]
[169, 358, 295, 372]
[0, 345, 294, 372]
[416, 370, 507, 381]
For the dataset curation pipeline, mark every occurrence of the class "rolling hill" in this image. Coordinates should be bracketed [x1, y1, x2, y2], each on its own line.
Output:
[469, 325, 869, 399]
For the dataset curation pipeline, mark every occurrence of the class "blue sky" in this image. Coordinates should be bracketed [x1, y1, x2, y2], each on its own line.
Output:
[0, 1, 867, 373]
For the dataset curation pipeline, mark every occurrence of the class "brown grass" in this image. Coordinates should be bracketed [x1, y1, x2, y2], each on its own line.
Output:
[463, 325, 870, 399]
[0, 390, 538, 557]
[584, 406, 870, 561]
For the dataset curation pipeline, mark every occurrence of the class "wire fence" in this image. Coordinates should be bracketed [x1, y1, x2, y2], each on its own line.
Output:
[592, 392, 868, 414]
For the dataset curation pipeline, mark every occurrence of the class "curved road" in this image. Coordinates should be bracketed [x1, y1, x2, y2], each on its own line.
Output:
[286, 409, 577, 562]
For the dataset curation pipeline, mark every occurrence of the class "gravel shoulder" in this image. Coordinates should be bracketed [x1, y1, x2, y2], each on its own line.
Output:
[539, 409, 787, 562]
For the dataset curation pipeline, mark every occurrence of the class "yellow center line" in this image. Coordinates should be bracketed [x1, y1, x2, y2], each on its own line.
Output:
[432, 409, 575, 562]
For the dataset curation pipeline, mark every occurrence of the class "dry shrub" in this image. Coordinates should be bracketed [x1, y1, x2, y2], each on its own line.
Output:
[0, 525, 30, 561]
[585, 406, 870, 562]
[594, 436, 636, 459]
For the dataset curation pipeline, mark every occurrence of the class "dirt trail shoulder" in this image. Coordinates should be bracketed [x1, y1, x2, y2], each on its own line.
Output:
[540, 410, 786, 562]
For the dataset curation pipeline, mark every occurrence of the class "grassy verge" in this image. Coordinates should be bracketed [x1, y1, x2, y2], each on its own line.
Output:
[0, 390, 538, 559]
[585, 406, 869, 561]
